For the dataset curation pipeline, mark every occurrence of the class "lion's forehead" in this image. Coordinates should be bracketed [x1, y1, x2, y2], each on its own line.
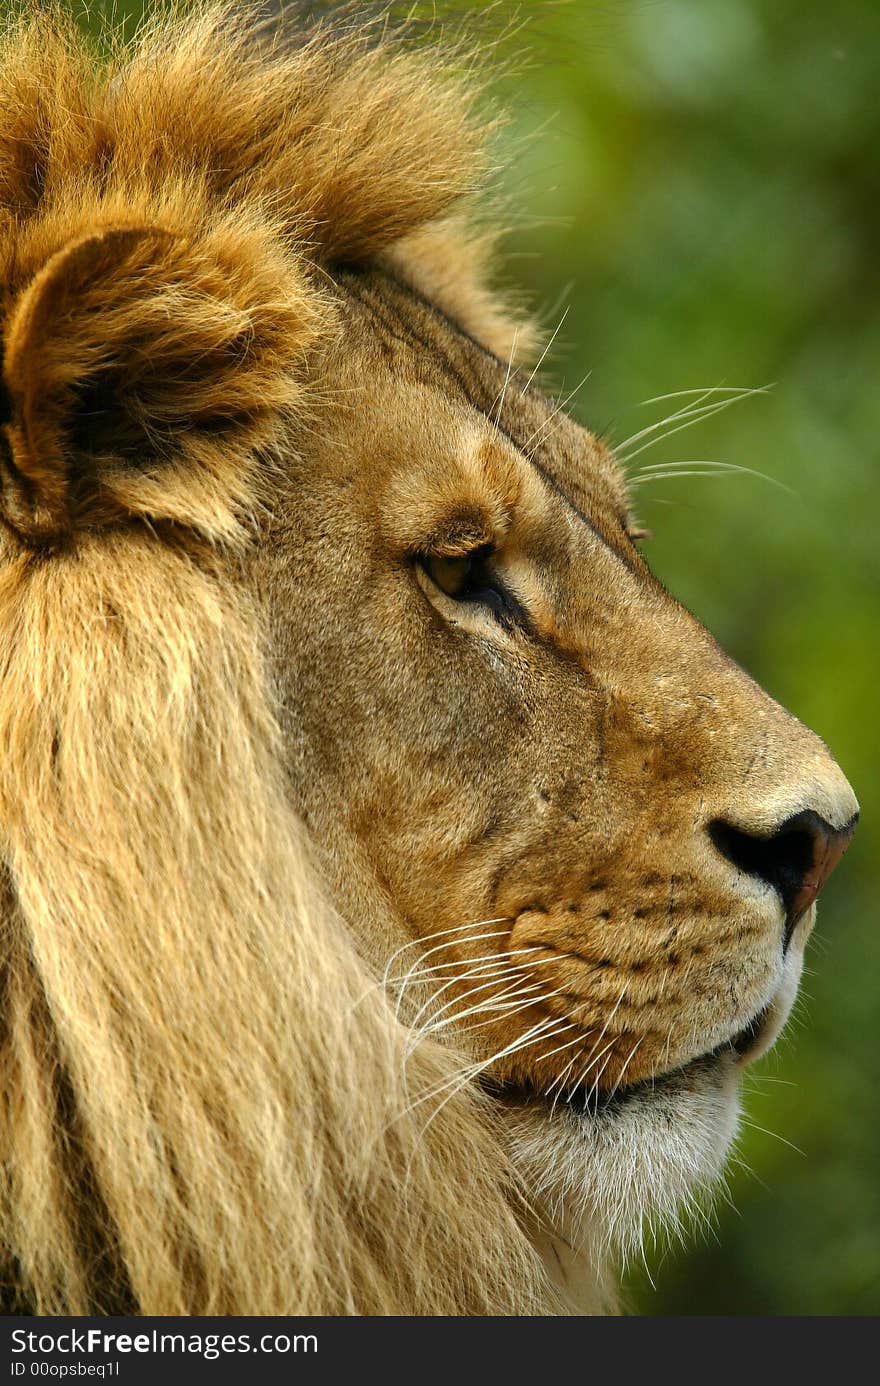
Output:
[333, 268, 630, 523]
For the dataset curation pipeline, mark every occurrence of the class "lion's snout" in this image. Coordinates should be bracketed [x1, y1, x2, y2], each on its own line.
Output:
[709, 805, 858, 949]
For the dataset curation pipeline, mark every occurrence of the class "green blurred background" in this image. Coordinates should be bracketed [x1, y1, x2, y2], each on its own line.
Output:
[34, 0, 879, 1315]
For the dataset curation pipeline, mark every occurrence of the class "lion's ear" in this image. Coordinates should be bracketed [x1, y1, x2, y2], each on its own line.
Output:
[0, 223, 319, 546]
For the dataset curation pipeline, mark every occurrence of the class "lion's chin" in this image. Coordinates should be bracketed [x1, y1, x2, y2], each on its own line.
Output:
[498, 1052, 742, 1270]
[497, 941, 807, 1276]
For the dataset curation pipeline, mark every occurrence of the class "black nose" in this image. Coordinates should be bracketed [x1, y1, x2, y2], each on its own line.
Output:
[709, 809, 858, 948]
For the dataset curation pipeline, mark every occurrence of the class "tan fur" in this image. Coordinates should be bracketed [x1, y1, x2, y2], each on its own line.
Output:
[0, 3, 856, 1316]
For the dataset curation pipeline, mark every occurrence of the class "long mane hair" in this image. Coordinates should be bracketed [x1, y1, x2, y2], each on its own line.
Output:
[0, 1, 558, 1315]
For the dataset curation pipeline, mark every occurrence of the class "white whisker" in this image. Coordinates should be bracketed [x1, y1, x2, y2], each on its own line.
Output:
[403, 967, 526, 1043]
[604, 1035, 644, 1105]
[572, 1035, 618, 1103]
[429, 987, 568, 1040]
[405, 1015, 576, 1133]
[397, 953, 562, 1038]
[738, 1118, 806, 1158]
[381, 916, 511, 977]
[630, 459, 794, 494]
[617, 386, 769, 462]
[519, 306, 569, 397]
[490, 327, 520, 430]
[637, 384, 769, 408]
[615, 384, 769, 456]
[406, 974, 544, 1047]
[547, 1048, 583, 1117]
[390, 927, 512, 1019]
[532, 1030, 588, 1068]
[392, 943, 543, 987]
[616, 387, 725, 452]
[521, 367, 593, 455]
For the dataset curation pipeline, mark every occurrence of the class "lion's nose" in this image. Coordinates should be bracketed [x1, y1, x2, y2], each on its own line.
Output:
[708, 809, 858, 948]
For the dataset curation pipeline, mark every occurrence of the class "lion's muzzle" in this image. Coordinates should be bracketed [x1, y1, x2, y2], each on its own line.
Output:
[709, 805, 858, 950]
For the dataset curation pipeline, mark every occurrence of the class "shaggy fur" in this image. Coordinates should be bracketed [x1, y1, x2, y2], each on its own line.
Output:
[0, 2, 857, 1317]
[0, 536, 551, 1314]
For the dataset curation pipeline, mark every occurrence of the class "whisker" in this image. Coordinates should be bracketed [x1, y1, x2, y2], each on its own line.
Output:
[562, 981, 630, 1102]
[639, 458, 761, 473]
[580, 1043, 617, 1108]
[402, 965, 531, 1041]
[534, 1030, 588, 1068]
[573, 1035, 618, 1101]
[637, 384, 770, 408]
[404, 942, 568, 1042]
[728, 1153, 772, 1195]
[408, 965, 534, 1011]
[547, 1048, 584, 1117]
[520, 367, 593, 455]
[603, 1035, 644, 1105]
[739, 1118, 806, 1157]
[538, 278, 576, 334]
[742, 1073, 797, 1088]
[428, 987, 568, 1040]
[397, 953, 562, 1037]
[581, 983, 628, 1060]
[392, 943, 544, 987]
[390, 927, 512, 1017]
[406, 974, 545, 1045]
[407, 1015, 575, 1122]
[615, 385, 768, 457]
[616, 386, 725, 453]
[490, 327, 520, 430]
[380, 916, 511, 988]
[519, 305, 570, 397]
[617, 386, 770, 462]
[630, 459, 794, 495]
[353, 917, 503, 1012]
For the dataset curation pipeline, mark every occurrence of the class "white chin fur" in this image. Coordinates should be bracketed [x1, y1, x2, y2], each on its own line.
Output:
[504, 938, 808, 1305]
[506, 1055, 741, 1265]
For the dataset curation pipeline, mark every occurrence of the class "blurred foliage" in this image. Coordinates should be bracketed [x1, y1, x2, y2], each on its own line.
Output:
[11, 0, 877, 1315]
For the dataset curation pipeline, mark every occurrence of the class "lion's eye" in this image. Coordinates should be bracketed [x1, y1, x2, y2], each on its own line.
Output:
[418, 544, 527, 630]
[421, 550, 480, 599]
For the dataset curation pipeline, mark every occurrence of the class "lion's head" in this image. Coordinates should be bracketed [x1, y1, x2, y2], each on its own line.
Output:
[0, 4, 857, 1315]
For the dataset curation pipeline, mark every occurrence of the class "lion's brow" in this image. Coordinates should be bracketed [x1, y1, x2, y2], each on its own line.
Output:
[339, 270, 642, 576]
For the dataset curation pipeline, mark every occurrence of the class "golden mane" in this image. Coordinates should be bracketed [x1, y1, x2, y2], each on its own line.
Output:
[0, 2, 559, 1315]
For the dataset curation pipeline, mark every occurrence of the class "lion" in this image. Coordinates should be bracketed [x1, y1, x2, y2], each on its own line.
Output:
[0, 2, 858, 1316]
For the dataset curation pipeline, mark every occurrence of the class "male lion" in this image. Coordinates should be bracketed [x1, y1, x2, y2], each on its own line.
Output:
[0, 3, 858, 1316]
